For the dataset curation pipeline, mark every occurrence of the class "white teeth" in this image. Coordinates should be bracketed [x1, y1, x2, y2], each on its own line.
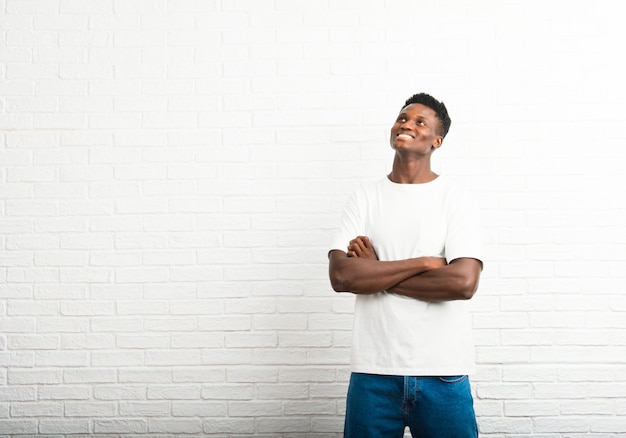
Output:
[397, 134, 413, 139]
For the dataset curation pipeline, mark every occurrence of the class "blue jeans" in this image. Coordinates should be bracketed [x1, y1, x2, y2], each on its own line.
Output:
[344, 373, 478, 438]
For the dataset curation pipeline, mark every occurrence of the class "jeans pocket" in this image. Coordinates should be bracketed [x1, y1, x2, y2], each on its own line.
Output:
[437, 375, 468, 384]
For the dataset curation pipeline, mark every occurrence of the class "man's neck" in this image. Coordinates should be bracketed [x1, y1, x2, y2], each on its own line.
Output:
[388, 158, 438, 184]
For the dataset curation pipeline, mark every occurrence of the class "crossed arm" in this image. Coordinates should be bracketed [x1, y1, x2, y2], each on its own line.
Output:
[328, 236, 482, 302]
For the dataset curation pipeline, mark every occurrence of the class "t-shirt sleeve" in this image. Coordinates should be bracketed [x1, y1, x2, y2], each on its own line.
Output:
[329, 190, 363, 256]
[443, 187, 484, 266]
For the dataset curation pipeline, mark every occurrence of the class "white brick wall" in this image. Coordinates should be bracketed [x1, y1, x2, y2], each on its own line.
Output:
[1, 0, 625, 436]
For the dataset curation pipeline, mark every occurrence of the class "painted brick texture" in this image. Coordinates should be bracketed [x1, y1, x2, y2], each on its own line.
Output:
[1, 0, 626, 436]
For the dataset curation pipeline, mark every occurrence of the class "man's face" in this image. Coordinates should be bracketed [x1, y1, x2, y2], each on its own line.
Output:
[389, 103, 443, 155]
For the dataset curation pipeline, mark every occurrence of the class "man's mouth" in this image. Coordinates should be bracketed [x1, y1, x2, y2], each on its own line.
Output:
[396, 133, 414, 140]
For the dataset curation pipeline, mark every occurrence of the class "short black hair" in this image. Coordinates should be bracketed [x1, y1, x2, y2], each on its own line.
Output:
[402, 93, 451, 138]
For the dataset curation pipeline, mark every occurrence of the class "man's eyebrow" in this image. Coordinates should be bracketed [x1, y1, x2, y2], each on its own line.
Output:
[397, 112, 429, 122]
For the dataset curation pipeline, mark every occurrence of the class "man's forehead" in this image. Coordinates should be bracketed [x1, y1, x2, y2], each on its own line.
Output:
[400, 103, 437, 117]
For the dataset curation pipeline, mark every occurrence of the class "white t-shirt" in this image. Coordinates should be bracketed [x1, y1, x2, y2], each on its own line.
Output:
[330, 175, 483, 376]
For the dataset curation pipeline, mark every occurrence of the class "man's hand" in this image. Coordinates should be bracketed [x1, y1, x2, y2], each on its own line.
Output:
[347, 235, 378, 260]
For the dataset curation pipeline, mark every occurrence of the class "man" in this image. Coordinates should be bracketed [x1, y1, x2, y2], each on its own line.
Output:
[328, 92, 483, 437]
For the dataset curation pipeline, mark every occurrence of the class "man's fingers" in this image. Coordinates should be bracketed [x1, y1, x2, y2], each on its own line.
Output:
[354, 236, 370, 247]
[347, 236, 373, 258]
[350, 236, 369, 249]
[349, 240, 365, 254]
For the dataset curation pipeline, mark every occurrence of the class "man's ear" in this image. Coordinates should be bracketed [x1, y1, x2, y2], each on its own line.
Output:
[432, 136, 443, 150]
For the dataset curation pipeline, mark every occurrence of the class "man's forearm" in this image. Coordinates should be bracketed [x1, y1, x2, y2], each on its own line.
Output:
[328, 250, 442, 294]
[387, 258, 482, 301]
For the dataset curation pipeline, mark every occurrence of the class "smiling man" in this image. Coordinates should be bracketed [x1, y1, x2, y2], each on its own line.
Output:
[328, 93, 483, 437]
